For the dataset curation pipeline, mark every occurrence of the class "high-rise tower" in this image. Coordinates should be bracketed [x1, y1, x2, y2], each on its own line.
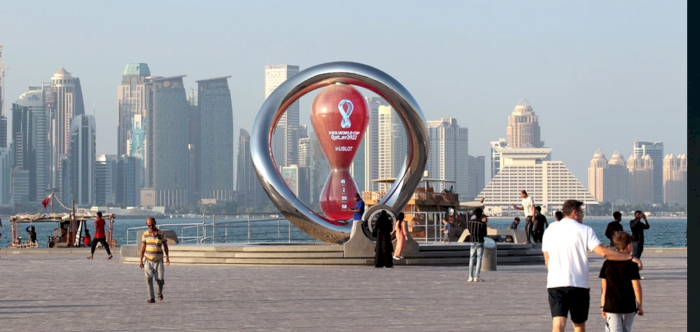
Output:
[117, 63, 150, 156]
[265, 65, 300, 167]
[663, 154, 687, 206]
[69, 115, 96, 206]
[587, 149, 607, 202]
[197, 76, 234, 201]
[377, 105, 406, 191]
[143, 75, 190, 208]
[426, 118, 469, 196]
[627, 154, 654, 205]
[11, 87, 49, 203]
[633, 141, 663, 204]
[506, 98, 543, 148]
[606, 149, 630, 204]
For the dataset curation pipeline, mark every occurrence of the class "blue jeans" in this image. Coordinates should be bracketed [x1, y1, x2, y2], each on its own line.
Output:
[632, 241, 644, 258]
[605, 312, 635, 332]
[469, 242, 484, 279]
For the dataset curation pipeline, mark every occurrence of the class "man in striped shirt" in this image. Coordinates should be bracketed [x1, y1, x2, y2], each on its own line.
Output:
[139, 217, 170, 303]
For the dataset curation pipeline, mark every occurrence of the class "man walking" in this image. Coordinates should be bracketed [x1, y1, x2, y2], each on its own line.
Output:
[87, 212, 112, 260]
[512, 190, 535, 244]
[467, 213, 488, 282]
[542, 200, 642, 332]
[605, 211, 624, 248]
[629, 211, 650, 259]
[140, 217, 170, 303]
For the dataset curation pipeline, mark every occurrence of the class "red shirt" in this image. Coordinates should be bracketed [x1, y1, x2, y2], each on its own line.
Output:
[84, 234, 91, 246]
[94, 218, 106, 239]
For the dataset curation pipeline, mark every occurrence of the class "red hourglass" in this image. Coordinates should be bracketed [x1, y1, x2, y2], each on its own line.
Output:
[310, 83, 369, 221]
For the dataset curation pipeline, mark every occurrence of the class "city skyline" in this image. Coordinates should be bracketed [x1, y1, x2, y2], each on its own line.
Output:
[0, 1, 686, 185]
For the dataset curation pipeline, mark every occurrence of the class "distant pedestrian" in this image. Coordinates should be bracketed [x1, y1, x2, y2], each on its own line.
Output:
[533, 206, 548, 244]
[467, 214, 488, 282]
[87, 212, 112, 260]
[84, 229, 91, 247]
[605, 212, 624, 248]
[542, 200, 642, 332]
[600, 231, 644, 332]
[629, 211, 650, 259]
[26, 225, 38, 247]
[392, 212, 407, 260]
[512, 190, 536, 244]
[348, 193, 365, 223]
[373, 210, 394, 268]
[554, 211, 563, 222]
[140, 217, 170, 303]
[440, 218, 452, 244]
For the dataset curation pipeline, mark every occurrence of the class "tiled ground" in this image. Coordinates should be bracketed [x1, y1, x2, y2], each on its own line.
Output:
[0, 251, 686, 331]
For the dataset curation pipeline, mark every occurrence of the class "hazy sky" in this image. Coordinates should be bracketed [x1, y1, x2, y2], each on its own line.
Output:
[0, 0, 686, 184]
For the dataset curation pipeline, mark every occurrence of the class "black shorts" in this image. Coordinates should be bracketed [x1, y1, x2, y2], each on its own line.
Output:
[548, 287, 590, 324]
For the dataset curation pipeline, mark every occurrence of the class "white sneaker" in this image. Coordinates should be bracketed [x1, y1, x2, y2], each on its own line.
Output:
[393, 256, 400, 260]
[468, 277, 474, 282]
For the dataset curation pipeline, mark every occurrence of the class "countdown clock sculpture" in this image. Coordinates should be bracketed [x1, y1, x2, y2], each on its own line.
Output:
[251, 62, 429, 244]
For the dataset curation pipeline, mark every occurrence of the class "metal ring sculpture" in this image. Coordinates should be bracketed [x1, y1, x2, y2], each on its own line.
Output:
[251, 62, 429, 244]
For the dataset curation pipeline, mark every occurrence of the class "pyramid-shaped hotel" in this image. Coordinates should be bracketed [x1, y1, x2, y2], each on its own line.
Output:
[477, 99, 596, 216]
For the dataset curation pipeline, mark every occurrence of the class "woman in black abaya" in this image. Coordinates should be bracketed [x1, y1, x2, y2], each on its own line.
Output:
[373, 210, 394, 268]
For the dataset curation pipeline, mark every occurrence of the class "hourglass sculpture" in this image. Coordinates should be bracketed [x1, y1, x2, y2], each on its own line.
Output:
[310, 83, 369, 221]
[251, 62, 429, 244]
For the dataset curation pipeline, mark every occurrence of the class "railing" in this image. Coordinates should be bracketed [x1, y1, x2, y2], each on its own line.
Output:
[125, 212, 450, 245]
[403, 211, 447, 242]
[125, 214, 319, 245]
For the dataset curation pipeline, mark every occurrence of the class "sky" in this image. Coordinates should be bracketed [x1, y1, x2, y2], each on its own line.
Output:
[0, 0, 687, 185]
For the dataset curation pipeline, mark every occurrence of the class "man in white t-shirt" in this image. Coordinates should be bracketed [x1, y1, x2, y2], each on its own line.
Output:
[542, 199, 642, 332]
[512, 190, 535, 244]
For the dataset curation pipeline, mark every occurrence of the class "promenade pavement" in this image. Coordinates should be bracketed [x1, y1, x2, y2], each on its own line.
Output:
[0, 250, 686, 331]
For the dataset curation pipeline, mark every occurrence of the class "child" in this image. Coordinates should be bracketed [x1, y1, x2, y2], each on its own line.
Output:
[599, 231, 643, 332]
[440, 219, 451, 244]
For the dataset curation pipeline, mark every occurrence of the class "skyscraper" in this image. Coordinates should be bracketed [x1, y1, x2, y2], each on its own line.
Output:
[265, 65, 300, 167]
[11, 86, 49, 203]
[143, 75, 190, 208]
[633, 141, 664, 204]
[69, 115, 96, 206]
[117, 63, 150, 156]
[95, 154, 117, 206]
[363, 97, 385, 191]
[490, 138, 507, 179]
[236, 128, 266, 209]
[0, 45, 7, 149]
[606, 150, 629, 205]
[377, 104, 406, 191]
[116, 155, 138, 207]
[506, 98, 543, 148]
[49, 67, 85, 194]
[426, 118, 469, 196]
[197, 76, 234, 202]
[467, 155, 486, 201]
[663, 154, 686, 206]
[627, 154, 654, 205]
[588, 149, 607, 203]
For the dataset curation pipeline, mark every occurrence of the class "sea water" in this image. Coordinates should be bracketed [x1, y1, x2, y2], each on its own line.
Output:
[0, 217, 687, 249]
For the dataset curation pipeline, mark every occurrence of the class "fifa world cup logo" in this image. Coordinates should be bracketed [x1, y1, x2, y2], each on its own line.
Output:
[310, 84, 369, 221]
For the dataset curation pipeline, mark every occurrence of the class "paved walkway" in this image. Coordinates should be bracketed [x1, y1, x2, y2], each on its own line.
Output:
[0, 251, 686, 331]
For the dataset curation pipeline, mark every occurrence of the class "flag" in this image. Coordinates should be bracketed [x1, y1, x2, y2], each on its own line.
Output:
[41, 196, 51, 209]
